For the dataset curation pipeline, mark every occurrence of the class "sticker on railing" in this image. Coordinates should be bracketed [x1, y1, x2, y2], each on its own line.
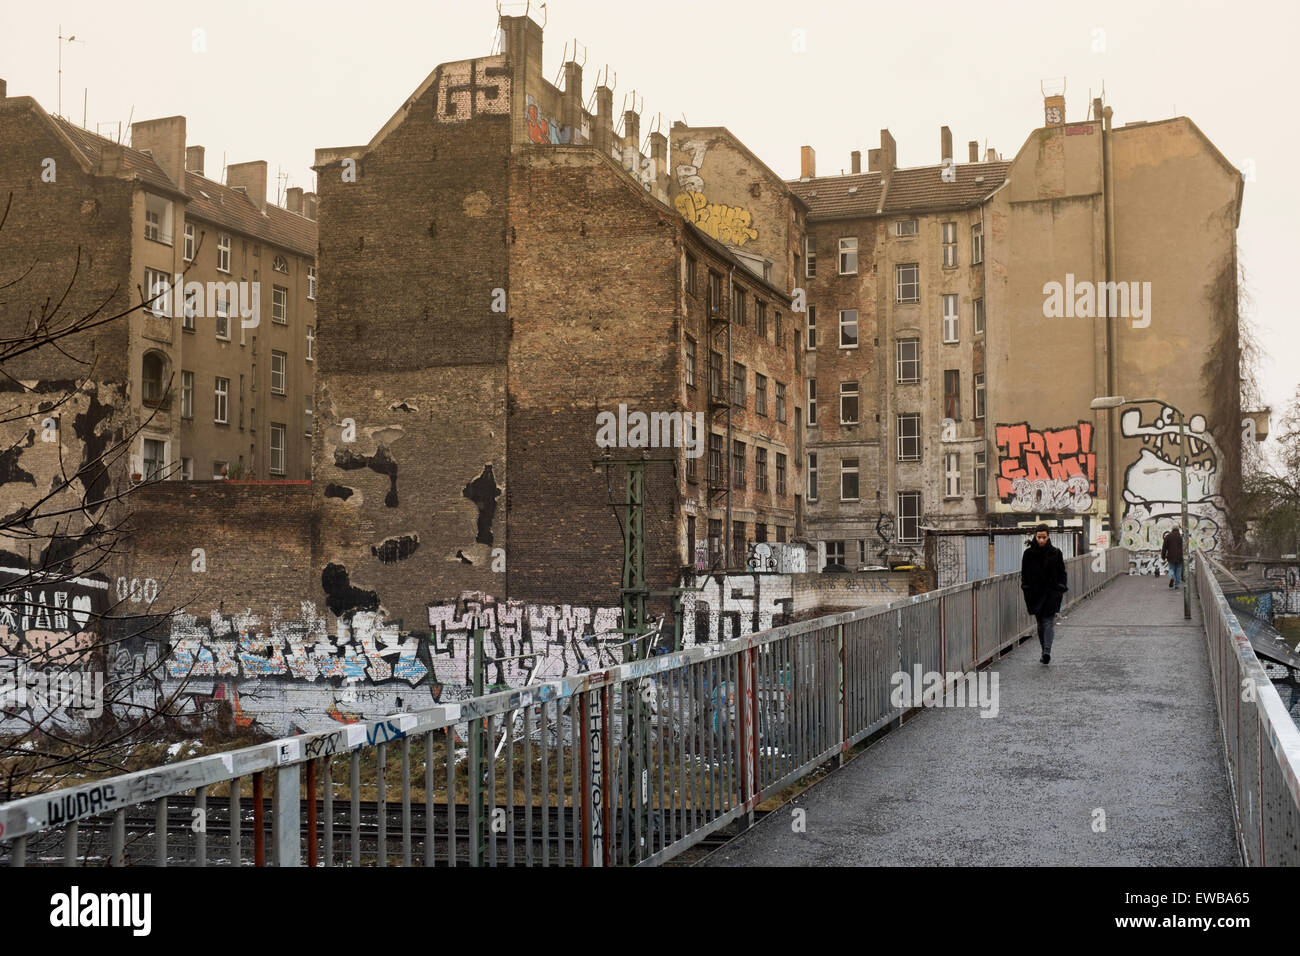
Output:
[277, 739, 301, 764]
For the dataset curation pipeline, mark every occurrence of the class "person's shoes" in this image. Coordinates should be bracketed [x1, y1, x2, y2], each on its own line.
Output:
[1041, 653, 1050, 664]
[1168, 579, 1174, 588]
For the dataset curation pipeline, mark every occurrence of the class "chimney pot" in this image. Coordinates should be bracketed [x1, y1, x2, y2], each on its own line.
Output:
[800, 145, 816, 179]
[850, 150, 861, 174]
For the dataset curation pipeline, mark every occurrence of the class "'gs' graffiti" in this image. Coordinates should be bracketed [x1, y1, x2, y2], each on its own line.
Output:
[673, 191, 758, 246]
[995, 421, 1096, 512]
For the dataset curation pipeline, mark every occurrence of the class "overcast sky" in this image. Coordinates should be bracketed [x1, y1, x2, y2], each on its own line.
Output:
[4, 0, 1295, 430]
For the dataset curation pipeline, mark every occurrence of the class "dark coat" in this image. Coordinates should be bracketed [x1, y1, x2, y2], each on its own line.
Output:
[1021, 540, 1068, 617]
[1161, 528, 1184, 564]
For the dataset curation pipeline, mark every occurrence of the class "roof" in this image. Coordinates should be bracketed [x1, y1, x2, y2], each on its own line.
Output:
[52, 117, 316, 258]
[789, 160, 1011, 220]
[53, 117, 183, 197]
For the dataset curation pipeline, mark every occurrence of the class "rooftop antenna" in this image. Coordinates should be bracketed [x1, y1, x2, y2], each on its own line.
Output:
[124, 105, 134, 145]
[57, 26, 85, 119]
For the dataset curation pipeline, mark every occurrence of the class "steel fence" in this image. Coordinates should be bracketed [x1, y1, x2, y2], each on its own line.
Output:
[0, 547, 1127, 867]
[1199, 557, 1300, 866]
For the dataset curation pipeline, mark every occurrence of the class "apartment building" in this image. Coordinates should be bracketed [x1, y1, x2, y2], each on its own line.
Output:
[789, 133, 1010, 568]
[0, 85, 317, 492]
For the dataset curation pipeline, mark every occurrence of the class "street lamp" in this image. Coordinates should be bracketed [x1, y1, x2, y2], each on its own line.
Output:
[1091, 395, 1191, 620]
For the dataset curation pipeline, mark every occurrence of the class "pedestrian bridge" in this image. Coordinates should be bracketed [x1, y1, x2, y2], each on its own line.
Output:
[2, 549, 1296, 867]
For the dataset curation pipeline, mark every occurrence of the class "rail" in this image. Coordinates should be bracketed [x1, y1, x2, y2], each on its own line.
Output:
[0, 546, 1128, 867]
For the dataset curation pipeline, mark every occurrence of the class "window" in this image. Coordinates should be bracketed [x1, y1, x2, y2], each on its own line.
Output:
[974, 372, 986, 419]
[733, 522, 747, 567]
[897, 413, 921, 461]
[271, 350, 287, 395]
[305, 394, 313, 437]
[755, 301, 767, 340]
[973, 297, 985, 334]
[807, 305, 817, 350]
[732, 439, 746, 489]
[807, 379, 817, 426]
[709, 432, 723, 485]
[838, 237, 858, 275]
[181, 370, 194, 419]
[215, 289, 231, 340]
[214, 376, 230, 424]
[774, 311, 783, 347]
[896, 219, 919, 237]
[805, 236, 816, 277]
[732, 289, 746, 326]
[839, 309, 858, 348]
[975, 450, 987, 498]
[183, 223, 195, 261]
[826, 541, 845, 568]
[217, 233, 231, 273]
[306, 325, 315, 361]
[732, 362, 746, 407]
[896, 338, 920, 383]
[840, 382, 859, 424]
[685, 255, 697, 295]
[755, 523, 768, 544]
[144, 194, 172, 244]
[143, 438, 166, 479]
[945, 452, 961, 497]
[775, 382, 787, 422]
[270, 423, 286, 475]
[182, 286, 197, 331]
[686, 419, 698, 482]
[685, 336, 696, 388]
[942, 221, 957, 267]
[776, 453, 787, 495]
[145, 268, 171, 316]
[272, 285, 289, 324]
[807, 453, 818, 501]
[840, 458, 860, 501]
[898, 492, 922, 543]
[777, 525, 787, 543]
[755, 374, 768, 415]
[308, 266, 317, 300]
[708, 519, 723, 566]
[943, 369, 961, 421]
[686, 516, 696, 562]
[942, 294, 959, 343]
[708, 272, 722, 315]
[213, 460, 228, 480]
[971, 222, 984, 264]
[897, 263, 920, 302]
[710, 350, 724, 401]
[756, 446, 768, 491]
[142, 352, 165, 405]
[179, 457, 193, 481]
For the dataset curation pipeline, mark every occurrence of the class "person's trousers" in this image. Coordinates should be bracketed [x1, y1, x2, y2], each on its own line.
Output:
[1036, 614, 1056, 654]
[1169, 561, 1184, 588]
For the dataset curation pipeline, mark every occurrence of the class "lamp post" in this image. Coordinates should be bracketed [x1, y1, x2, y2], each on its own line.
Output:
[1091, 395, 1191, 620]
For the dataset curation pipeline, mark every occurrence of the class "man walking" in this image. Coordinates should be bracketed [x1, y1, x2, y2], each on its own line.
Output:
[1022, 524, 1068, 665]
[1161, 526, 1184, 589]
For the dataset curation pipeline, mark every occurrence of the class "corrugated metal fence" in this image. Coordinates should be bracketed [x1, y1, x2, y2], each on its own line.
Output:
[0, 548, 1127, 867]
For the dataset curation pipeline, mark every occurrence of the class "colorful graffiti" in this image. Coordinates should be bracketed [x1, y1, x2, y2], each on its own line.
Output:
[994, 422, 1096, 512]
[674, 191, 758, 246]
[524, 94, 586, 145]
[1118, 404, 1227, 574]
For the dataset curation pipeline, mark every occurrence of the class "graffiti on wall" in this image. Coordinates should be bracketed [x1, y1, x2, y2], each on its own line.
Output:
[994, 421, 1096, 513]
[1118, 405, 1228, 574]
[435, 57, 511, 123]
[0, 568, 108, 668]
[680, 574, 793, 645]
[524, 94, 588, 145]
[671, 138, 758, 247]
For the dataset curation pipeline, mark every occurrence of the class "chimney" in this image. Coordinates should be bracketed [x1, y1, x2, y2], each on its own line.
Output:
[800, 145, 815, 179]
[226, 160, 268, 213]
[286, 186, 304, 215]
[99, 141, 125, 176]
[562, 61, 583, 134]
[623, 109, 640, 156]
[594, 85, 614, 152]
[0, 79, 7, 99]
[941, 126, 952, 163]
[969, 140, 979, 163]
[130, 116, 187, 186]
[185, 145, 204, 176]
[984, 147, 999, 162]
[850, 150, 861, 174]
[868, 149, 881, 172]
[303, 192, 318, 221]
[878, 129, 896, 176]
[650, 130, 669, 195]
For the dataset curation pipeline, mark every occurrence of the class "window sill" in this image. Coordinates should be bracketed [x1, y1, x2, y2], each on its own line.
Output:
[144, 235, 174, 248]
[839, 344, 859, 350]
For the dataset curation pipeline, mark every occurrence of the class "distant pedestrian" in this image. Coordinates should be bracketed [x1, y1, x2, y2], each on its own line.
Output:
[1022, 524, 1068, 665]
[1161, 527, 1184, 590]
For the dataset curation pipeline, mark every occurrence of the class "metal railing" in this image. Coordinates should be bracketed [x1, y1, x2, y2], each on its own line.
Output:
[0, 547, 1127, 867]
[1198, 557, 1300, 866]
